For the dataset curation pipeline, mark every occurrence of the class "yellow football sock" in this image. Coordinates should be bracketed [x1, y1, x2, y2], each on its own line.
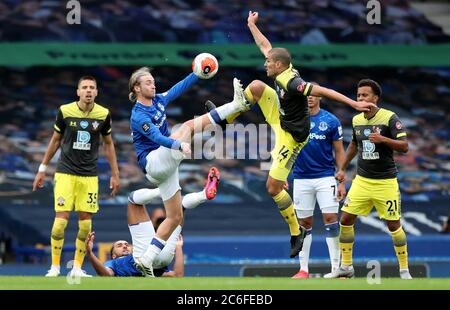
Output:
[390, 226, 408, 270]
[244, 86, 256, 104]
[74, 219, 92, 269]
[226, 112, 240, 123]
[50, 217, 68, 266]
[339, 223, 354, 266]
[273, 190, 300, 236]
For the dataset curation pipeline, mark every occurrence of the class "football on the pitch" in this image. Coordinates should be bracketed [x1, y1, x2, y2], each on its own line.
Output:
[192, 53, 219, 79]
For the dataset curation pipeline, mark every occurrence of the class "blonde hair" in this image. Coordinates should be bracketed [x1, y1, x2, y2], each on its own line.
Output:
[128, 67, 152, 102]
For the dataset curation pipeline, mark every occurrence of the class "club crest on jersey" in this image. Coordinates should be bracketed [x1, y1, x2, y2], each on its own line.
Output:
[92, 121, 99, 130]
[319, 122, 328, 131]
[80, 120, 89, 129]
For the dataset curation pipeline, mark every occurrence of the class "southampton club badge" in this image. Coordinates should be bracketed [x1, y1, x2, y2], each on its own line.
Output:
[92, 121, 99, 130]
[57, 196, 65, 206]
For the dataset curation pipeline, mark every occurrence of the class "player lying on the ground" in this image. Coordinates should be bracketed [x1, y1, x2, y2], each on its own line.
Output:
[85, 167, 220, 277]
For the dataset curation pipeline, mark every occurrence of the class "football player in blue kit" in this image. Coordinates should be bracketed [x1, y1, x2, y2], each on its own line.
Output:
[86, 167, 220, 277]
[291, 88, 346, 279]
[128, 65, 248, 276]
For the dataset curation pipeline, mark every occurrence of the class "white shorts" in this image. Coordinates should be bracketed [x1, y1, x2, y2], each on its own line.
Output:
[129, 221, 181, 269]
[293, 176, 339, 218]
[145, 147, 184, 201]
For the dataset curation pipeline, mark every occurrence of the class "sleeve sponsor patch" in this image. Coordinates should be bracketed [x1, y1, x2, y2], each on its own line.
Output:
[142, 123, 150, 132]
[395, 121, 402, 130]
[297, 82, 306, 93]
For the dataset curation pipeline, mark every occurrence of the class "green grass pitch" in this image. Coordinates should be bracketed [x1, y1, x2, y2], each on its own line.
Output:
[0, 276, 449, 290]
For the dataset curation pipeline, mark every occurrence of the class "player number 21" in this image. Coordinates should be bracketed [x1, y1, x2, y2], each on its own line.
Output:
[386, 200, 398, 212]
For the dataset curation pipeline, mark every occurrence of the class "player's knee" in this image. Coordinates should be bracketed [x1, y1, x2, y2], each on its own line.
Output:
[247, 80, 266, 101]
[387, 220, 401, 232]
[266, 182, 282, 197]
[51, 218, 68, 240]
[339, 212, 354, 226]
[178, 121, 194, 138]
[299, 217, 313, 229]
[323, 213, 338, 224]
[77, 220, 92, 241]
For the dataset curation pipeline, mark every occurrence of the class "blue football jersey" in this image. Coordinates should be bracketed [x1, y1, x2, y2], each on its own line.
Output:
[104, 254, 169, 277]
[292, 109, 343, 179]
[131, 73, 198, 172]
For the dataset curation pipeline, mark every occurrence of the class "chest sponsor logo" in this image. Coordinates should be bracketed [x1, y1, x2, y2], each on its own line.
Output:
[92, 121, 99, 130]
[155, 115, 167, 128]
[73, 130, 91, 150]
[80, 120, 89, 129]
[319, 121, 328, 131]
[310, 132, 326, 140]
[362, 140, 379, 160]
[154, 111, 162, 120]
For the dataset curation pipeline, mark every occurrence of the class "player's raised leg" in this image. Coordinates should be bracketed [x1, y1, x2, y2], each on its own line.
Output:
[129, 167, 220, 208]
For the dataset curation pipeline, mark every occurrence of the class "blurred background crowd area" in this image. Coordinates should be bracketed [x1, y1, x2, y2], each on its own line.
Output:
[0, 0, 449, 44]
[0, 65, 449, 205]
[0, 0, 449, 255]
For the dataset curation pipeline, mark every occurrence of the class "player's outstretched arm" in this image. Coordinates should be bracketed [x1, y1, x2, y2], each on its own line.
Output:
[102, 134, 120, 196]
[86, 232, 115, 276]
[247, 11, 272, 57]
[32, 131, 62, 191]
[161, 73, 199, 107]
[310, 85, 375, 112]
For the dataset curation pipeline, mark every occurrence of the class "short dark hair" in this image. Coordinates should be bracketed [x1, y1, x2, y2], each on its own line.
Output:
[78, 75, 97, 87]
[269, 48, 291, 66]
[358, 79, 381, 98]
[110, 242, 115, 259]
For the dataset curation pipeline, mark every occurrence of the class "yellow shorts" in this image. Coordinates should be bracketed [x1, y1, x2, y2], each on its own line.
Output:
[342, 175, 401, 220]
[53, 172, 99, 213]
[258, 86, 308, 181]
